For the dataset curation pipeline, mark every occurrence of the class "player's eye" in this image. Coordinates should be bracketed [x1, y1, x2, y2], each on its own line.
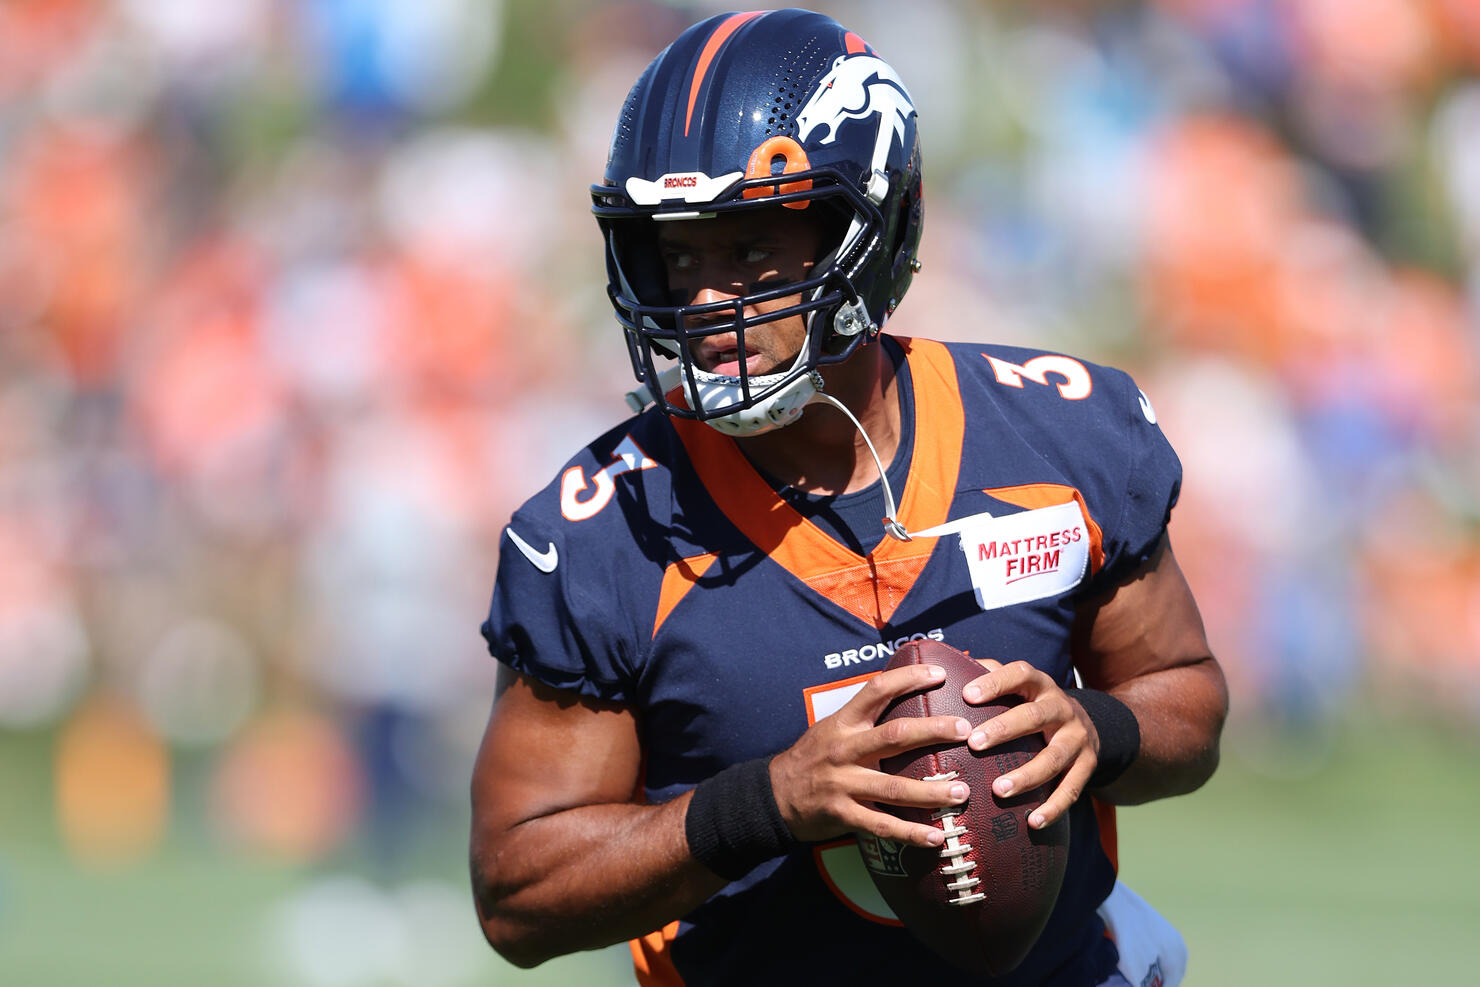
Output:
[663, 249, 695, 271]
[739, 246, 773, 265]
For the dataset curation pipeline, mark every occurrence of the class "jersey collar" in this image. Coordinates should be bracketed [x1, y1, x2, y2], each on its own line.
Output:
[671, 336, 964, 627]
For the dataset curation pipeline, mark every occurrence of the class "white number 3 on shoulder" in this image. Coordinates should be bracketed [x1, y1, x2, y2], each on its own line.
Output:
[985, 355, 1092, 400]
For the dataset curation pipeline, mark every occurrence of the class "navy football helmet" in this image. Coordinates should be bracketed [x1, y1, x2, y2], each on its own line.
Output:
[592, 8, 924, 435]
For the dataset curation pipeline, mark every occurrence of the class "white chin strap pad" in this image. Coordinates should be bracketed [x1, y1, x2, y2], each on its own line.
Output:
[691, 369, 821, 437]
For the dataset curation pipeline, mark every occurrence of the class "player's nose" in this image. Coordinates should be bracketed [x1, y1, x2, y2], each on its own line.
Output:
[682, 291, 742, 338]
[690, 283, 741, 307]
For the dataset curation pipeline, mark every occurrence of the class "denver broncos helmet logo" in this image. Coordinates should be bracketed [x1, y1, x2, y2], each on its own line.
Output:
[796, 53, 915, 175]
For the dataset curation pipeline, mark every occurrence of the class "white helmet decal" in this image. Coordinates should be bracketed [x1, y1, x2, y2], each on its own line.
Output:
[797, 55, 915, 175]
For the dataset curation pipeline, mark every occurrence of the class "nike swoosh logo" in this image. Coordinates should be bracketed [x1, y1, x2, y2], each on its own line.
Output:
[506, 528, 558, 573]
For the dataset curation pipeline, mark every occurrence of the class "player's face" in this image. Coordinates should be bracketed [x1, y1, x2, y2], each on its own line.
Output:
[657, 208, 826, 377]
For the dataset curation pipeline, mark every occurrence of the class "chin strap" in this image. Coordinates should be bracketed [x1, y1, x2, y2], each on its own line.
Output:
[625, 365, 683, 414]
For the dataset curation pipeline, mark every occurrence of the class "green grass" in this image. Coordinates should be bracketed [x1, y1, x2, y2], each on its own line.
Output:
[3, 715, 1478, 985]
[1118, 714, 1480, 984]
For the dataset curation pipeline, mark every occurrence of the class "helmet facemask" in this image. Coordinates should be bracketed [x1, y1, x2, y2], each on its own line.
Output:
[598, 174, 889, 436]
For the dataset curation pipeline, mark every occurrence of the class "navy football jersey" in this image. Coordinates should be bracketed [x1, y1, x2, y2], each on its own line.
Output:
[483, 336, 1181, 986]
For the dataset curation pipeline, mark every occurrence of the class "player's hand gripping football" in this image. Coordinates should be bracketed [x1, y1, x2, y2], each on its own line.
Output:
[961, 659, 1098, 830]
[768, 663, 973, 849]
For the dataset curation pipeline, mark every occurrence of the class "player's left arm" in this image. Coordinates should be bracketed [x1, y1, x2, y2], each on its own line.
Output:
[961, 531, 1228, 829]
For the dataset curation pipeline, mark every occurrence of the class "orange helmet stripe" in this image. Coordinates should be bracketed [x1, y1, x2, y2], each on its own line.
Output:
[685, 11, 766, 137]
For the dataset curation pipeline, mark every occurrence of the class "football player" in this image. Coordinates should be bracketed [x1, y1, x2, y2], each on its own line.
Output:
[471, 9, 1227, 985]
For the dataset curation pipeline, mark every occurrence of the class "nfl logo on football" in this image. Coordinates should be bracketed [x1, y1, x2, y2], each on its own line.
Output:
[857, 833, 908, 878]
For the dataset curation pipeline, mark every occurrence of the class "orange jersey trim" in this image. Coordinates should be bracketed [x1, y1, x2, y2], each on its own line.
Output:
[801, 670, 879, 725]
[631, 920, 684, 987]
[653, 552, 722, 638]
[671, 338, 965, 628]
[685, 12, 765, 137]
[982, 482, 1105, 575]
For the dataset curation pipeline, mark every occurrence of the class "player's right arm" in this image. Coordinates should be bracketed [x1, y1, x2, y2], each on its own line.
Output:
[469, 663, 971, 968]
[469, 667, 718, 968]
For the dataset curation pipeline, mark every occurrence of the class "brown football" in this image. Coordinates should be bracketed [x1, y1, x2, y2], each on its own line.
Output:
[859, 639, 1070, 975]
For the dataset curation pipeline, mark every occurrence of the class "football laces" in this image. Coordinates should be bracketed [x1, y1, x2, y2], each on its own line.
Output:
[925, 770, 986, 906]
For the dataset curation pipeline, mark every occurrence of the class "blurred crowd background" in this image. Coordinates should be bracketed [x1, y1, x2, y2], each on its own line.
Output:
[2, 0, 1478, 983]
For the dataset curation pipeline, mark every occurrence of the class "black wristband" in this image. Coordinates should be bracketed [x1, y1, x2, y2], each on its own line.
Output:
[1071, 688, 1141, 789]
[684, 757, 797, 880]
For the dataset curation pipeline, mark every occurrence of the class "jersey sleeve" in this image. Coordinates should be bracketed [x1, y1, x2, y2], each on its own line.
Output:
[1094, 369, 1182, 588]
[481, 503, 642, 704]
